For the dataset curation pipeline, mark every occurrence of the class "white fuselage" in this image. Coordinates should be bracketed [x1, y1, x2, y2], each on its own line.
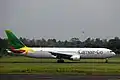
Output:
[24, 48, 116, 60]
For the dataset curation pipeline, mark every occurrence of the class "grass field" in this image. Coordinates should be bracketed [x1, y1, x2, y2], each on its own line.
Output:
[0, 56, 120, 75]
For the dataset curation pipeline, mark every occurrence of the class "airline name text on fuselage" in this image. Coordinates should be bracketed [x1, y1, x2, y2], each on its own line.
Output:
[78, 50, 104, 54]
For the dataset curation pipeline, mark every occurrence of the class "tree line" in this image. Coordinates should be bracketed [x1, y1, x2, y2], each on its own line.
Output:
[0, 37, 120, 57]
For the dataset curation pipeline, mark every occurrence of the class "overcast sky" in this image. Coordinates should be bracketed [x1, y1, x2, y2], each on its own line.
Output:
[0, 0, 120, 40]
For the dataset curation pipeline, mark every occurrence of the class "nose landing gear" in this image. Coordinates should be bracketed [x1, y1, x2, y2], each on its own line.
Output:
[105, 58, 108, 63]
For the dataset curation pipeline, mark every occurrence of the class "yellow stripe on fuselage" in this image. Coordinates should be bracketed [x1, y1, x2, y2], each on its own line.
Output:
[20, 46, 34, 54]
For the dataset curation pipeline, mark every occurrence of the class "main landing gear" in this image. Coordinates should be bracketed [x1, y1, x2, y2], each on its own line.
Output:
[57, 59, 64, 63]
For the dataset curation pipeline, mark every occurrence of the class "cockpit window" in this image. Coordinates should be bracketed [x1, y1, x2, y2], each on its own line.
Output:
[110, 51, 113, 52]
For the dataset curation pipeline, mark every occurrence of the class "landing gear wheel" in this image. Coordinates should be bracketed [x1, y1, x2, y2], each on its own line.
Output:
[105, 58, 108, 63]
[57, 59, 64, 63]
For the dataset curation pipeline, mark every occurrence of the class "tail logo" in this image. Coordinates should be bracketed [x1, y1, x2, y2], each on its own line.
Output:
[5, 30, 34, 55]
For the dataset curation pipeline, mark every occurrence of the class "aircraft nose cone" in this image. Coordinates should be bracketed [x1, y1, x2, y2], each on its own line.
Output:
[111, 52, 116, 56]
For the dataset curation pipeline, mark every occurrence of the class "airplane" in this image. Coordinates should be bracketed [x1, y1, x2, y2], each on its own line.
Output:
[5, 30, 116, 63]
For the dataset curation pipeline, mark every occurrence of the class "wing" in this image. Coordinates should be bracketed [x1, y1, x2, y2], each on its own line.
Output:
[49, 51, 72, 59]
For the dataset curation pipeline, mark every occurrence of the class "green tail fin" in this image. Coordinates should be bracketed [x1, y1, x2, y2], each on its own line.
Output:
[5, 30, 25, 49]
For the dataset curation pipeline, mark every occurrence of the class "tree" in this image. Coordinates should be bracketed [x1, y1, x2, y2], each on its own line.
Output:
[0, 38, 8, 57]
[47, 39, 57, 47]
[84, 38, 93, 47]
[94, 38, 103, 47]
[40, 38, 47, 47]
[107, 37, 120, 54]
[69, 38, 81, 47]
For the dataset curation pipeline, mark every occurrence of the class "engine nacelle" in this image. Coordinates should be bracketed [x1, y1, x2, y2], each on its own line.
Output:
[70, 55, 80, 61]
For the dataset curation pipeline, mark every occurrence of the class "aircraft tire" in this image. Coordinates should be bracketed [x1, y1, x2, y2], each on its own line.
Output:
[105, 58, 108, 63]
[57, 59, 64, 63]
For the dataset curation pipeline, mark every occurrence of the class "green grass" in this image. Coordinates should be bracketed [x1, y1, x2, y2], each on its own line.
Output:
[0, 56, 120, 75]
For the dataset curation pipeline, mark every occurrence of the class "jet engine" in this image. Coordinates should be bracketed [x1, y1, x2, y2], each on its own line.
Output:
[70, 55, 80, 61]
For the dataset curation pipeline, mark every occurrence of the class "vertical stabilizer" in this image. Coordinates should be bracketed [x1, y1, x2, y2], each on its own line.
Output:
[5, 30, 25, 49]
